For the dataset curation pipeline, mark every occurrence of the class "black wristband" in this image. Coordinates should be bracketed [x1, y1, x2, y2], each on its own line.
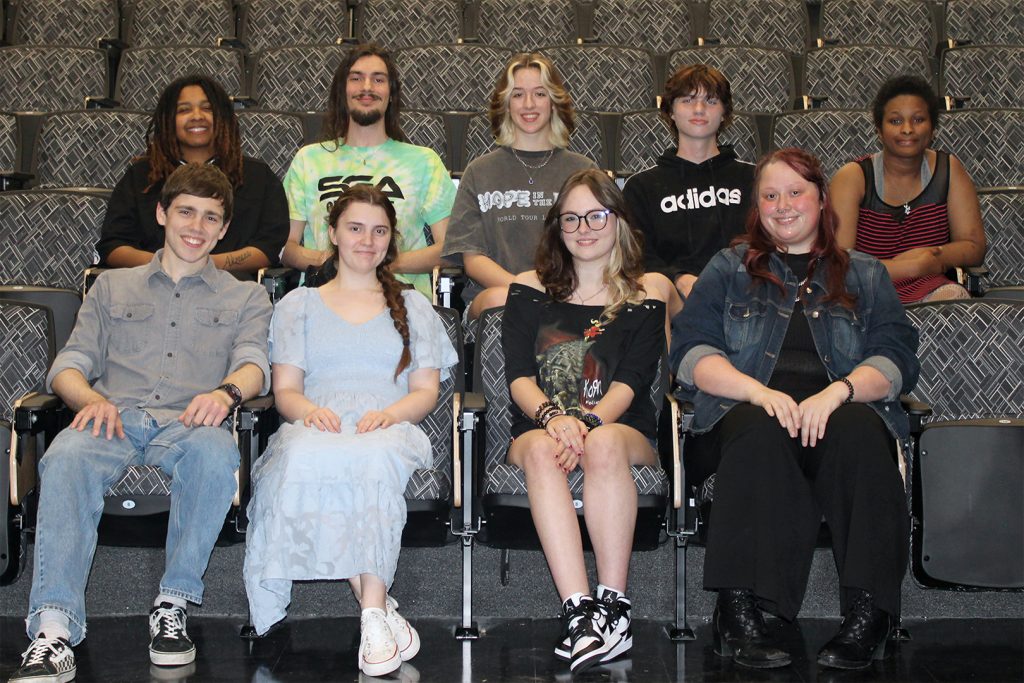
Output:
[216, 383, 243, 410]
[838, 377, 854, 404]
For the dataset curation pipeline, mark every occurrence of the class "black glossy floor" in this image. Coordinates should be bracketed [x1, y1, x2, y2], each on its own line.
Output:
[1, 616, 1021, 682]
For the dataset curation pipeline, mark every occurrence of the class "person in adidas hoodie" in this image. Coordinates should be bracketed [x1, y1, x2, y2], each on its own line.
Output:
[623, 64, 754, 300]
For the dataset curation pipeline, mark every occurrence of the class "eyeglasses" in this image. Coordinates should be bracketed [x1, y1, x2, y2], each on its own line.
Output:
[558, 209, 613, 233]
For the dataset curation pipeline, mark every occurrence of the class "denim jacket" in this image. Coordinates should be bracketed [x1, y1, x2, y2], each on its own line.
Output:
[669, 244, 920, 441]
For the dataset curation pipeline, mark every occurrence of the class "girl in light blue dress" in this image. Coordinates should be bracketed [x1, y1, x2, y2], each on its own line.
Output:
[243, 185, 457, 677]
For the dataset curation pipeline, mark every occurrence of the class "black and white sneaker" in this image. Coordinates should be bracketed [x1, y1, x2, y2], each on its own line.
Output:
[560, 595, 610, 672]
[595, 587, 633, 662]
[10, 635, 76, 683]
[149, 602, 196, 666]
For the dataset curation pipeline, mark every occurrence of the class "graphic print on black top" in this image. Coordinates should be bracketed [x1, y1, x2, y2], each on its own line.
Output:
[535, 314, 609, 412]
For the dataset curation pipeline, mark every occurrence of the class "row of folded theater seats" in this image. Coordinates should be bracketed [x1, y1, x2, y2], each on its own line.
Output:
[0, 0, 1022, 631]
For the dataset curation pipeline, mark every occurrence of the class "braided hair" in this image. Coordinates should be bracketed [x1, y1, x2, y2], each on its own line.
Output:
[325, 184, 411, 380]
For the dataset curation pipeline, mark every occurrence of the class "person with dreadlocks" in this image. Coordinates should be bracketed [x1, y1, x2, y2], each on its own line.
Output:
[243, 184, 456, 677]
[281, 43, 456, 299]
[97, 75, 288, 280]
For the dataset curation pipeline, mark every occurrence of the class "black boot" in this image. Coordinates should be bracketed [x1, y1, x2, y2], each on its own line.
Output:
[713, 589, 792, 669]
[817, 590, 893, 670]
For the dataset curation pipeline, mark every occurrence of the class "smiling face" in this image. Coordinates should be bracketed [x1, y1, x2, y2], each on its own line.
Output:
[508, 66, 553, 144]
[756, 161, 823, 254]
[670, 88, 725, 142]
[558, 184, 617, 265]
[878, 94, 934, 159]
[346, 55, 391, 128]
[330, 200, 393, 275]
[174, 85, 215, 161]
[157, 193, 229, 267]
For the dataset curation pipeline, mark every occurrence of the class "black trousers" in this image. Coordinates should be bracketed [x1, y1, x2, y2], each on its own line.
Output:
[686, 403, 908, 621]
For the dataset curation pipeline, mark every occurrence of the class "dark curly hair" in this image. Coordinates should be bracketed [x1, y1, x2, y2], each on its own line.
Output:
[871, 74, 941, 131]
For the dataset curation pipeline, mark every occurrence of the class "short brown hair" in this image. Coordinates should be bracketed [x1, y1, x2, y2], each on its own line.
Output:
[659, 64, 734, 138]
[159, 163, 234, 223]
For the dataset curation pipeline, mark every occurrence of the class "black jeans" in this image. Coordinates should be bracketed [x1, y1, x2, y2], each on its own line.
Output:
[686, 402, 908, 621]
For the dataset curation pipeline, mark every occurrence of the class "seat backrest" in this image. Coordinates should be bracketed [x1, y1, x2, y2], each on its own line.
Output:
[355, 0, 463, 49]
[0, 300, 54, 423]
[803, 45, 932, 110]
[945, 0, 1024, 48]
[472, 0, 578, 50]
[669, 46, 794, 114]
[31, 110, 149, 189]
[589, 0, 695, 55]
[10, 0, 119, 47]
[239, 0, 349, 53]
[770, 109, 878, 178]
[395, 44, 513, 112]
[237, 110, 306, 180]
[0, 112, 17, 174]
[401, 109, 451, 170]
[615, 109, 760, 177]
[0, 46, 108, 112]
[116, 46, 245, 111]
[539, 45, 656, 113]
[704, 0, 809, 55]
[122, 0, 236, 47]
[941, 46, 1024, 109]
[0, 190, 108, 290]
[932, 108, 1024, 189]
[905, 299, 1024, 421]
[252, 45, 349, 113]
[463, 110, 606, 170]
[977, 189, 1024, 289]
[819, 0, 936, 52]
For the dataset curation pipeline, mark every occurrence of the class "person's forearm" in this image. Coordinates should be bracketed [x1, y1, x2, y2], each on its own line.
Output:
[510, 376, 552, 421]
[273, 387, 320, 422]
[692, 354, 764, 402]
[381, 387, 439, 425]
[220, 364, 266, 402]
[51, 369, 108, 411]
[281, 240, 329, 270]
[843, 365, 891, 403]
[937, 239, 985, 271]
[106, 245, 154, 268]
[590, 381, 634, 425]
[390, 243, 442, 275]
[211, 247, 271, 273]
[465, 253, 516, 288]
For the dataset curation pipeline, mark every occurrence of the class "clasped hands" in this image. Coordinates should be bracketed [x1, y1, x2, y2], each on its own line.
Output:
[303, 405, 398, 434]
[545, 413, 589, 474]
[749, 382, 849, 447]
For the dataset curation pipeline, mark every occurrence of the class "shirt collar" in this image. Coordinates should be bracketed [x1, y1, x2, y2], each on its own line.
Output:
[146, 249, 222, 292]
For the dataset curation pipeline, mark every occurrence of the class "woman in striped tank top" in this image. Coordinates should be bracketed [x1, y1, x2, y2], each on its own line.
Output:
[830, 75, 985, 304]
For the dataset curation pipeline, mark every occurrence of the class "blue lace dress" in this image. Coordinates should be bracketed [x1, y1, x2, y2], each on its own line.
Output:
[243, 287, 457, 635]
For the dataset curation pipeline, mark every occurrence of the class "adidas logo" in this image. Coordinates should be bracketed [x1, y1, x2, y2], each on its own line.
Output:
[660, 186, 743, 212]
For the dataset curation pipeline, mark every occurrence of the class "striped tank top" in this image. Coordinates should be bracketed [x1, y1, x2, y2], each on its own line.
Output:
[856, 151, 953, 303]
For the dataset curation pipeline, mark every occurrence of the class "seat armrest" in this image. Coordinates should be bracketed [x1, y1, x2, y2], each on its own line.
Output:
[82, 266, 109, 296]
[462, 391, 486, 415]
[257, 266, 301, 303]
[901, 395, 932, 435]
[961, 265, 988, 296]
[230, 96, 258, 110]
[85, 97, 120, 109]
[0, 172, 33, 191]
[237, 395, 276, 431]
[14, 393, 64, 432]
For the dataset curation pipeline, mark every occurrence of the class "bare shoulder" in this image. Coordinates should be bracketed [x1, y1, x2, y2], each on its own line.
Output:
[831, 161, 865, 190]
[512, 270, 544, 291]
[640, 272, 673, 301]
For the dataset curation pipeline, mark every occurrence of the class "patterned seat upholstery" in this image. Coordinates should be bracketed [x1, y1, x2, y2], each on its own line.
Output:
[933, 108, 1024, 189]
[589, 0, 695, 55]
[977, 190, 1024, 289]
[463, 110, 606, 170]
[771, 109, 878, 178]
[0, 113, 16, 174]
[401, 110, 451, 170]
[472, 0, 578, 50]
[669, 46, 794, 114]
[541, 45, 656, 112]
[803, 45, 932, 110]
[31, 110, 149, 189]
[615, 109, 760, 177]
[945, 0, 1024, 48]
[355, 0, 463, 49]
[239, 0, 349, 53]
[475, 308, 668, 501]
[116, 47, 245, 111]
[252, 45, 349, 113]
[703, 0, 809, 55]
[123, 0, 236, 47]
[9, 0, 119, 47]
[0, 302, 53, 424]
[942, 46, 1024, 109]
[238, 110, 306, 180]
[819, 0, 936, 52]
[395, 44, 513, 112]
[0, 47, 108, 112]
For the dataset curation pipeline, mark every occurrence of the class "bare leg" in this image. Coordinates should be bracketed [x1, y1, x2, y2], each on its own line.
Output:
[508, 430, 589, 600]
[357, 574, 387, 610]
[468, 286, 510, 321]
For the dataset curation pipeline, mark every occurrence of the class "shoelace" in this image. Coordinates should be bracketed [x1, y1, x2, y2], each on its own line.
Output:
[566, 601, 603, 642]
[22, 638, 66, 666]
[362, 612, 394, 654]
[721, 591, 768, 638]
[152, 607, 186, 639]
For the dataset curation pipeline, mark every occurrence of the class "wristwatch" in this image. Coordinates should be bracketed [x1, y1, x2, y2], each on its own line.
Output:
[215, 383, 243, 410]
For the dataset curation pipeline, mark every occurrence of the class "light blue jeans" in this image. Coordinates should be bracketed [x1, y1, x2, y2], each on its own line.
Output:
[26, 409, 239, 645]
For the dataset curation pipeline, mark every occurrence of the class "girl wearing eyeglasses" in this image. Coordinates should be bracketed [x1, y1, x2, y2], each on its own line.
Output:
[501, 168, 681, 672]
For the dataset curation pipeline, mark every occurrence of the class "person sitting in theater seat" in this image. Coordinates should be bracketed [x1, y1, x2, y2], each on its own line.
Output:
[10, 164, 272, 683]
[97, 74, 289, 281]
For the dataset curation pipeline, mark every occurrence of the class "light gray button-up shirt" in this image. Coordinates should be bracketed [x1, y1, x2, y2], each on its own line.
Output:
[47, 251, 273, 426]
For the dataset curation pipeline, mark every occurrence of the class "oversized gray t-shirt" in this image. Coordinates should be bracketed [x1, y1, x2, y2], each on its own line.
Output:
[442, 146, 596, 305]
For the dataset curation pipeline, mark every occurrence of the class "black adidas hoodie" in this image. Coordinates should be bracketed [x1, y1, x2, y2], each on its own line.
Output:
[623, 145, 755, 282]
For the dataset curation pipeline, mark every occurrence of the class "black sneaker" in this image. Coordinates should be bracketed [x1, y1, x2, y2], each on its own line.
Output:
[595, 587, 633, 662]
[149, 602, 196, 666]
[10, 635, 76, 683]
[561, 596, 610, 672]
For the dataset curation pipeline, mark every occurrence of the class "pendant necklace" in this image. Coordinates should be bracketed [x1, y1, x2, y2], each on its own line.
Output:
[574, 283, 607, 305]
[512, 147, 554, 185]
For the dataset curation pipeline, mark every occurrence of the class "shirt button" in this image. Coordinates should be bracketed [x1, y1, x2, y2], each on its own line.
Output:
[213, 317, 219, 323]
[811, 311, 819, 318]
[170, 322, 176, 327]
[175, 293, 181, 298]
[155, 394, 160, 400]
[126, 312, 132, 318]
[167, 352, 172, 357]
[823, 354, 830, 362]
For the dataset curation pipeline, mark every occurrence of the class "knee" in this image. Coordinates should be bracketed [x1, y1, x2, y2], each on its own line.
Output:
[516, 438, 562, 477]
[579, 428, 629, 476]
[177, 428, 239, 477]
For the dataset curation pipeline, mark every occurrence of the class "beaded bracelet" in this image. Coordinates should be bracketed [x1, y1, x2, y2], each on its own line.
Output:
[535, 401, 564, 429]
[579, 412, 603, 430]
[838, 376, 855, 404]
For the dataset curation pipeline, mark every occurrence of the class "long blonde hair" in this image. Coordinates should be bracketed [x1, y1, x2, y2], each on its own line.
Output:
[488, 52, 576, 148]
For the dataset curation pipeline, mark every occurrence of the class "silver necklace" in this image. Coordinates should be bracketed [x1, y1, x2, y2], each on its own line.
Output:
[511, 147, 554, 185]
